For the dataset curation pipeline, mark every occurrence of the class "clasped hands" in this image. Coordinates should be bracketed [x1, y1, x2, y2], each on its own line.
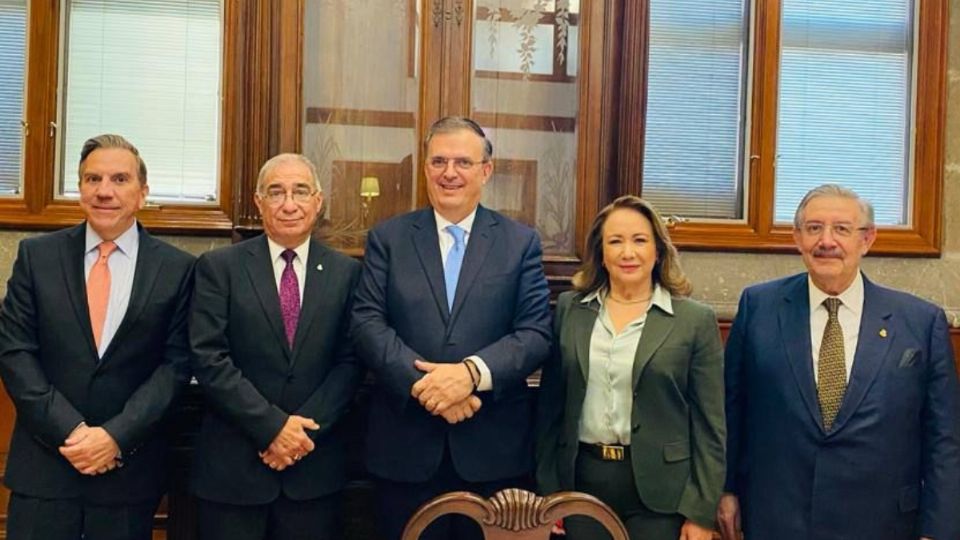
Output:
[59, 423, 121, 476]
[411, 359, 481, 424]
[259, 415, 319, 471]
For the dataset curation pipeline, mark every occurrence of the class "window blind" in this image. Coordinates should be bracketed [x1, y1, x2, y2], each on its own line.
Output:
[774, 0, 912, 225]
[0, 0, 26, 195]
[641, 0, 748, 219]
[59, 0, 222, 203]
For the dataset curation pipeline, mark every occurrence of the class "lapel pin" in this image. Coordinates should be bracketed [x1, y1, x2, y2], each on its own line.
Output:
[316, 263, 323, 271]
[879, 328, 887, 338]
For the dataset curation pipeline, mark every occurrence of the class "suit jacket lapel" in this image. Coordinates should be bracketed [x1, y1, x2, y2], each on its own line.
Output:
[289, 239, 332, 363]
[60, 223, 98, 359]
[411, 210, 450, 324]
[569, 298, 599, 383]
[101, 227, 163, 362]
[244, 236, 292, 359]
[448, 206, 496, 327]
[829, 277, 893, 433]
[631, 307, 674, 389]
[778, 276, 823, 430]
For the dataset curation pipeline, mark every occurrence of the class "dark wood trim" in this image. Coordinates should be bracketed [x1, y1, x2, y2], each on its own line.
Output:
[614, 0, 649, 197]
[305, 108, 417, 128]
[474, 69, 575, 83]
[472, 112, 575, 132]
[274, 0, 304, 153]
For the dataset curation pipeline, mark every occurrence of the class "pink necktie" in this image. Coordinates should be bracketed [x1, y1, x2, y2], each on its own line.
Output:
[279, 249, 300, 348]
[87, 241, 117, 350]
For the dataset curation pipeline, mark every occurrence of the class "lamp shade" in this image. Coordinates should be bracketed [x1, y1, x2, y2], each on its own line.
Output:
[360, 176, 380, 198]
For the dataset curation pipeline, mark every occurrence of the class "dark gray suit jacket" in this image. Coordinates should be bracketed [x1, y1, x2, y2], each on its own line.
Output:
[189, 235, 361, 504]
[0, 222, 194, 504]
[536, 290, 725, 528]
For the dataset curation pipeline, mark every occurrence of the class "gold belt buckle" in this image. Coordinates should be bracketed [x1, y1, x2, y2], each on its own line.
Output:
[600, 444, 624, 461]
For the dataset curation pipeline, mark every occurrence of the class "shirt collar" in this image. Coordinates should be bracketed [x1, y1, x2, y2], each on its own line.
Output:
[85, 220, 139, 256]
[581, 283, 674, 315]
[267, 236, 311, 265]
[808, 271, 864, 316]
[434, 207, 478, 237]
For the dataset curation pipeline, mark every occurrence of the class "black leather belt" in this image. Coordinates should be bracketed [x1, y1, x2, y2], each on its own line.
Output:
[579, 442, 630, 461]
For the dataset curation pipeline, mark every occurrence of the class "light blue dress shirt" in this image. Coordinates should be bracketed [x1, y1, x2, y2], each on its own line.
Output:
[84, 222, 139, 357]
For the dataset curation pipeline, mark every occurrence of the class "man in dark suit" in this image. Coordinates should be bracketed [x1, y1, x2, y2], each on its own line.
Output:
[0, 134, 194, 540]
[352, 116, 553, 540]
[718, 184, 960, 540]
[190, 153, 361, 540]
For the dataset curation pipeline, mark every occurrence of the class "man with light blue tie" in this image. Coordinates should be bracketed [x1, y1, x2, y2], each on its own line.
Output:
[0, 134, 194, 540]
[352, 116, 553, 540]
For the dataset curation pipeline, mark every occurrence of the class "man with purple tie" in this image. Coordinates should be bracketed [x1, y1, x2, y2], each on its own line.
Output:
[189, 153, 361, 540]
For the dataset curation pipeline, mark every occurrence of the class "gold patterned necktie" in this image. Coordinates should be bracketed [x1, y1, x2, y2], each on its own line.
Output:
[818, 297, 846, 430]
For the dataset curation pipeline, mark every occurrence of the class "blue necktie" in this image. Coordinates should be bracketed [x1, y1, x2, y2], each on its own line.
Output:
[444, 225, 466, 312]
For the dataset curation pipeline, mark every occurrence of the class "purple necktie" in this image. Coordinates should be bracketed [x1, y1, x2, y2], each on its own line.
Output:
[279, 249, 300, 348]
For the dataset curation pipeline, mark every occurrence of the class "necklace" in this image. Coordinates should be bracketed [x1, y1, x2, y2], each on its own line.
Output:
[607, 294, 651, 305]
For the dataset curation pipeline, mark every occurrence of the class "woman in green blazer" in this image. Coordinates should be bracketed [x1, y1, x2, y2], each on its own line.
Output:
[536, 195, 725, 540]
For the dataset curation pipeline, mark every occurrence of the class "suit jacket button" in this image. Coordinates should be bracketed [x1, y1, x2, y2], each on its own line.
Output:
[632, 423, 640, 433]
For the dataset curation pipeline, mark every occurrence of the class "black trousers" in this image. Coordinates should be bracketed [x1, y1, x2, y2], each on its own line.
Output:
[375, 444, 531, 540]
[565, 446, 685, 540]
[196, 492, 341, 540]
[6, 492, 159, 540]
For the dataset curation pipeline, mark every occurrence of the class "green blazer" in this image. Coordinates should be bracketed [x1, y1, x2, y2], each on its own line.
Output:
[535, 289, 726, 527]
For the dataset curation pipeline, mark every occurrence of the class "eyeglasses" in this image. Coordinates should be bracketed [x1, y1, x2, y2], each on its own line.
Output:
[259, 186, 317, 206]
[799, 222, 869, 238]
[426, 156, 488, 172]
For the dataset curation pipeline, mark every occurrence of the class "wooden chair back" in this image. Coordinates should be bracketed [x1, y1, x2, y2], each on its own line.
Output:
[401, 488, 629, 540]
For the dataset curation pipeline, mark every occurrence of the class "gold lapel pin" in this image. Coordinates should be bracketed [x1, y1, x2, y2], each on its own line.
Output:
[879, 328, 887, 338]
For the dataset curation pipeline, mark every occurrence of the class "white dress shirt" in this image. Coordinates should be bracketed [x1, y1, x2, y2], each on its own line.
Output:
[809, 272, 864, 382]
[84, 222, 139, 358]
[578, 284, 673, 445]
[267, 237, 309, 303]
[434, 209, 492, 391]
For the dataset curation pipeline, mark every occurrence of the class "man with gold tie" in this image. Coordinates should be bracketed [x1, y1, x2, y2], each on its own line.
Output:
[718, 184, 960, 540]
[0, 134, 195, 540]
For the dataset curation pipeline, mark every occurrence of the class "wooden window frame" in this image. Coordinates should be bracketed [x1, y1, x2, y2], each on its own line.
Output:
[0, 0, 263, 236]
[618, 0, 949, 257]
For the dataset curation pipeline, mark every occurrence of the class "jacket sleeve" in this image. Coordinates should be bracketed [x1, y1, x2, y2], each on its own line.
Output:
[677, 303, 727, 528]
[917, 308, 960, 540]
[102, 254, 194, 453]
[535, 292, 572, 495]
[0, 241, 85, 449]
[351, 227, 427, 411]
[295, 261, 364, 438]
[471, 230, 553, 401]
[724, 290, 751, 494]
[189, 253, 288, 450]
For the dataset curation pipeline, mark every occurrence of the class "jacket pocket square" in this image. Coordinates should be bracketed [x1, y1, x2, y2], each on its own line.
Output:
[898, 349, 920, 368]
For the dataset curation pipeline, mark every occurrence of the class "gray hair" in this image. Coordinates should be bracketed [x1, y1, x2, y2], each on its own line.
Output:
[793, 184, 875, 229]
[256, 153, 322, 193]
[79, 134, 147, 185]
[423, 116, 493, 161]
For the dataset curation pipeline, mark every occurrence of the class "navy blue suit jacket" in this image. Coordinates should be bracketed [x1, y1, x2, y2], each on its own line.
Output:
[352, 206, 552, 483]
[725, 273, 960, 540]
